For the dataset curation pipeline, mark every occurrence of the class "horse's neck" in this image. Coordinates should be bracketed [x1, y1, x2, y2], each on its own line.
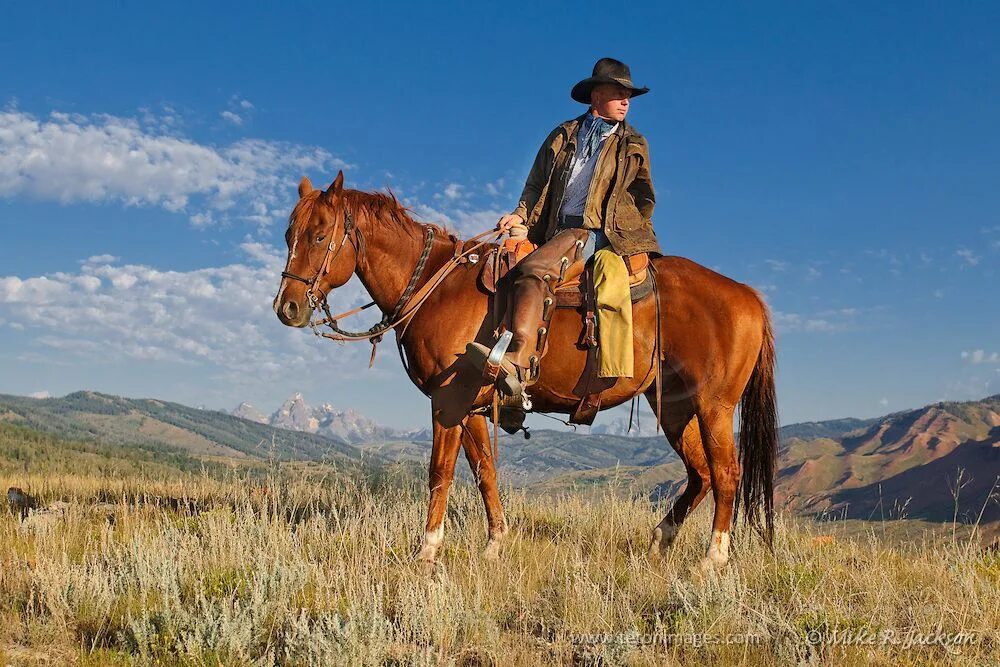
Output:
[353, 214, 454, 316]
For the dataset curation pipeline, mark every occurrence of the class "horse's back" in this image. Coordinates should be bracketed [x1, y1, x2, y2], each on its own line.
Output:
[649, 255, 768, 400]
[653, 255, 760, 298]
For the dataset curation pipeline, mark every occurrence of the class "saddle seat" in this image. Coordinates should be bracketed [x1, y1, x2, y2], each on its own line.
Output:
[478, 238, 653, 307]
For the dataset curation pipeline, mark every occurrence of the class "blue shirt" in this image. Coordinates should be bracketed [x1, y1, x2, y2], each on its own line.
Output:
[559, 114, 619, 220]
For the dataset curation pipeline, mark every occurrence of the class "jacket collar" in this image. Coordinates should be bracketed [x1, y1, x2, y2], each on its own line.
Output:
[561, 112, 633, 141]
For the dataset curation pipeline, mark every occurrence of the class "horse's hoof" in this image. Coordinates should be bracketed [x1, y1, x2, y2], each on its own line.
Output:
[647, 525, 678, 563]
[696, 555, 727, 574]
[414, 557, 438, 576]
[647, 527, 664, 562]
[482, 540, 502, 560]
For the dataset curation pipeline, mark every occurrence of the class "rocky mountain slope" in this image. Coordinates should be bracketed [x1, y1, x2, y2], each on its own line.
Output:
[537, 395, 999, 529]
[0, 391, 362, 463]
[233, 393, 404, 444]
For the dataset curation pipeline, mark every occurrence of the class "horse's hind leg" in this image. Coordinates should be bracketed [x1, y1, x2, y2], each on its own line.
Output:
[461, 413, 509, 559]
[696, 405, 740, 569]
[644, 394, 712, 561]
[415, 414, 464, 566]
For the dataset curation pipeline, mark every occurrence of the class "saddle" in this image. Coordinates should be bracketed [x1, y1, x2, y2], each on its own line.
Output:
[477, 239, 656, 426]
[478, 239, 653, 305]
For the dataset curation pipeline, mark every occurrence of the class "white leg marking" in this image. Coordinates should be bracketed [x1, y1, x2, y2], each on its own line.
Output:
[416, 523, 445, 562]
[482, 519, 509, 560]
[706, 529, 730, 566]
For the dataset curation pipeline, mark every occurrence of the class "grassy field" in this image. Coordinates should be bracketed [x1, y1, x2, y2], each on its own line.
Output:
[1, 426, 998, 665]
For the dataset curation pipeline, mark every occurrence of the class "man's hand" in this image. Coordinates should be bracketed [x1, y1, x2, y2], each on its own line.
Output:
[497, 213, 528, 239]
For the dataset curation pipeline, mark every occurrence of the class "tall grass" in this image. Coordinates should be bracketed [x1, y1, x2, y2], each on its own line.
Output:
[1, 468, 996, 666]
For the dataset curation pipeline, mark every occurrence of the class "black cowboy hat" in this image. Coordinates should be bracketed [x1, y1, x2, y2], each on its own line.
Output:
[570, 57, 649, 104]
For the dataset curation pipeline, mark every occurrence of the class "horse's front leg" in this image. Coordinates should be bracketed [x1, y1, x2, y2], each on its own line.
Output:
[461, 413, 508, 559]
[415, 413, 463, 565]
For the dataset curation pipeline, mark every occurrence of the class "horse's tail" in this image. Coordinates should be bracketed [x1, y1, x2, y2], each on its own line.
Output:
[737, 297, 779, 546]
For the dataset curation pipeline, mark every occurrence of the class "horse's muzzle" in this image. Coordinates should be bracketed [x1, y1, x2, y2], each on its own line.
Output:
[276, 298, 310, 328]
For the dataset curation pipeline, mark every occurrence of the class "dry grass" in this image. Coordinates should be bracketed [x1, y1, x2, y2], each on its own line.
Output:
[0, 470, 997, 666]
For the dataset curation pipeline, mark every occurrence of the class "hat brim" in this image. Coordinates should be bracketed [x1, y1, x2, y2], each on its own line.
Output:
[571, 76, 649, 104]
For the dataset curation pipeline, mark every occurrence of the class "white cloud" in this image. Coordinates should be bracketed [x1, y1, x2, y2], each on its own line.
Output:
[82, 254, 118, 265]
[955, 248, 980, 267]
[438, 183, 464, 200]
[406, 201, 504, 237]
[28, 390, 50, 399]
[961, 349, 1000, 365]
[879, 397, 888, 407]
[773, 307, 862, 334]
[0, 246, 376, 381]
[0, 109, 342, 227]
[220, 110, 243, 126]
[484, 178, 505, 196]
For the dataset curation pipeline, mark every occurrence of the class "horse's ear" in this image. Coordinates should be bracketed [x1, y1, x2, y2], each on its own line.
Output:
[323, 171, 344, 203]
[298, 176, 314, 198]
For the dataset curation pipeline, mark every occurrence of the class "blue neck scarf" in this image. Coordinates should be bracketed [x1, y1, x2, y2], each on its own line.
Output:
[581, 114, 617, 160]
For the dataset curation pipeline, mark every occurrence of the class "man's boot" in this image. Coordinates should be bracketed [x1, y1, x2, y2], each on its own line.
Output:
[466, 229, 588, 398]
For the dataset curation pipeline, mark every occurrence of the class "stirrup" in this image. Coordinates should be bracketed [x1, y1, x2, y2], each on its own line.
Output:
[465, 337, 524, 397]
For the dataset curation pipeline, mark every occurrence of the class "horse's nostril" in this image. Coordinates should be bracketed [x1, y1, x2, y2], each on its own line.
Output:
[282, 301, 299, 321]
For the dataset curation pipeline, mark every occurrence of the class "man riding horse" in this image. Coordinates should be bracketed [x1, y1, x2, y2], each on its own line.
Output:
[274, 57, 778, 568]
[466, 58, 661, 400]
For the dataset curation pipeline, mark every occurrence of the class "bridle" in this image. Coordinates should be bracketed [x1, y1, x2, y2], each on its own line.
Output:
[280, 205, 359, 311]
[280, 193, 506, 366]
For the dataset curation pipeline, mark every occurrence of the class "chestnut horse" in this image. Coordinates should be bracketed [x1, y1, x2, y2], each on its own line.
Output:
[274, 172, 778, 570]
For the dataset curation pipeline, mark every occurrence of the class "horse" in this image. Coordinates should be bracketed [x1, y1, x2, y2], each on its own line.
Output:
[273, 172, 778, 570]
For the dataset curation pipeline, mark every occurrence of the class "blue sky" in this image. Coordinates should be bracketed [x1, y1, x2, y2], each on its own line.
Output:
[0, 2, 997, 429]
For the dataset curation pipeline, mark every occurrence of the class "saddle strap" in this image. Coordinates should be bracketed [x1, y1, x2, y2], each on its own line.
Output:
[570, 342, 612, 425]
[570, 264, 607, 425]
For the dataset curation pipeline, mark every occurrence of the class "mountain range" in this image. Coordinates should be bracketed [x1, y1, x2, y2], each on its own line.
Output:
[0, 390, 361, 463]
[1, 390, 997, 534]
[233, 393, 405, 444]
[536, 395, 999, 531]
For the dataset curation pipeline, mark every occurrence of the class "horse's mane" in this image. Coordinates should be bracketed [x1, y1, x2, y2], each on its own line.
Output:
[287, 187, 460, 250]
[343, 189, 456, 242]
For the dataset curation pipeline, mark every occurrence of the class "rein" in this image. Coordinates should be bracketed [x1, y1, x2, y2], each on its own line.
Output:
[286, 202, 504, 365]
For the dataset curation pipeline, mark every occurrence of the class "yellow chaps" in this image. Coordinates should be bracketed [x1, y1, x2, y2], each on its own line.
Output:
[593, 249, 633, 378]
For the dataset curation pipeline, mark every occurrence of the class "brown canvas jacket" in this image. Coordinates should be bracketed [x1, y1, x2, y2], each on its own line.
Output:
[510, 113, 662, 256]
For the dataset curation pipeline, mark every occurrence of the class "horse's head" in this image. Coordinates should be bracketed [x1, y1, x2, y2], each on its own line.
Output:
[274, 171, 359, 327]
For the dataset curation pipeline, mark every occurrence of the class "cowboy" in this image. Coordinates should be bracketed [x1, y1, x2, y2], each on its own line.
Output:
[467, 58, 662, 399]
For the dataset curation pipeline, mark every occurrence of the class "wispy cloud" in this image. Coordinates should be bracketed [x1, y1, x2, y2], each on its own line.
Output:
[0, 108, 342, 227]
[773, 307, 864, 334]
[0, 245, 376, 381]
[220, 96, 255, 126]
[408, 201, 504, 237]
[436, 183, 464, 200]
[484, 178, 506, 196]
[220, 110, 243, 125]
[955, 248, 980, 267]
[961, 349, 1000, 365]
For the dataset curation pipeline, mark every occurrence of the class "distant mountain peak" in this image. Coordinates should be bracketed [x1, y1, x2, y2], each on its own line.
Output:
[234, 392, 399, 444]
[232, 402, 268, 424]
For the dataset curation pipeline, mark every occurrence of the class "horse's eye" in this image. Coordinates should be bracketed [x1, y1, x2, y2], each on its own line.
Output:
[316, 235, 326, 244]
